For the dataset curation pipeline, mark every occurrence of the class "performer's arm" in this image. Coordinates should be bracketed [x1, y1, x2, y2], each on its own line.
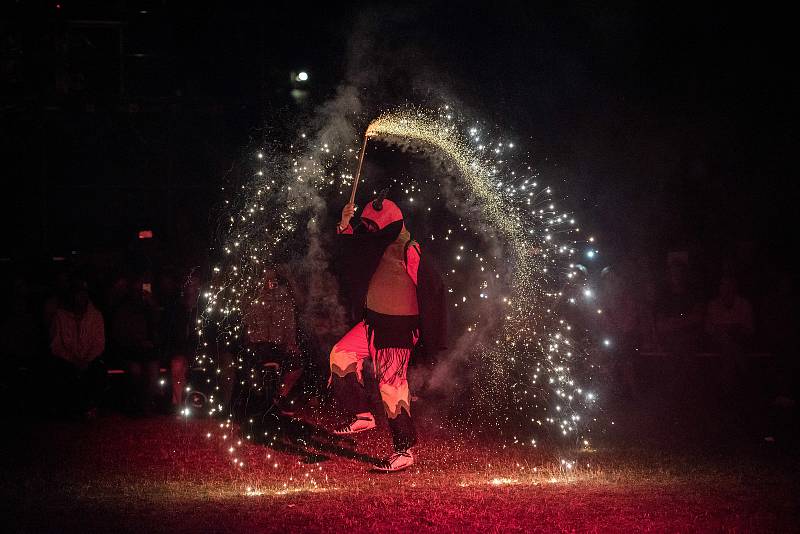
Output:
[405, 242, 421, 286]
[337, 203, 355, 234]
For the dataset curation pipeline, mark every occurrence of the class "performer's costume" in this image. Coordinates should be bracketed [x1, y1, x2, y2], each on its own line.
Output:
[330, 197, 446, 461]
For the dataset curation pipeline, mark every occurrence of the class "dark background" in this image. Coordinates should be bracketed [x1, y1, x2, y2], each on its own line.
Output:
[1, 1, 796, 276]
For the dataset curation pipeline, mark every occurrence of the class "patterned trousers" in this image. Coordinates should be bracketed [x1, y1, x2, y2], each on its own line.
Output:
[329, 320, 417, 450]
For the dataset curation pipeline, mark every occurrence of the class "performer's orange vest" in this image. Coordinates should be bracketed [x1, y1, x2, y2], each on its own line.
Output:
[366, 230, 419, 316]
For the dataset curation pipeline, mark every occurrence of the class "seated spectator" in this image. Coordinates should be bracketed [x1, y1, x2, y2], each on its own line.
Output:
[705, 275, 754, 392]
[634, 259, 660, 352]
[758, 271, 796, 404]
[600, 262, 642, 400]
[158, 268, 200, 414]
[48, 279, 106, 418]
[242, 267, 303, 415]
[653, 258, 703, 400]
[110, 276, 161, 415]
[655, 259, 704, 356]
[706, 275, 755, 346]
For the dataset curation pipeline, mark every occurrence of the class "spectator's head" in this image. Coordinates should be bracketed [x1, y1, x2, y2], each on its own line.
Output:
[158, 270, 179, 301]
[52, 271, 71, 302]
[718, 275, 739, 306]
[130, 276, 152, 302]
[69, 279, 90, 315]
[667, 260, 689, 294]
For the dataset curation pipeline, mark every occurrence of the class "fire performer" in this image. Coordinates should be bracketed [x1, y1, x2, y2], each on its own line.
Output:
[329, 190, 446, 472]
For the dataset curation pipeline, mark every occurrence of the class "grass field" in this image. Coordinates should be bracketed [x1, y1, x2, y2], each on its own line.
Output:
[3, 398, 798, 533]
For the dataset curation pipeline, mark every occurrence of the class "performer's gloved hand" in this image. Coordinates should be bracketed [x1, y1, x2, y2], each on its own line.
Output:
[339, 203, 356, 229]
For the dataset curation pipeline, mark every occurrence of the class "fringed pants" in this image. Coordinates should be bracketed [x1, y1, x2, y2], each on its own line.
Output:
[329, 320, 417, 451]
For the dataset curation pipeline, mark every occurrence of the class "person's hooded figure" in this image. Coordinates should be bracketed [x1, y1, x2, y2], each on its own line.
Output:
[330, 191, 446, 471]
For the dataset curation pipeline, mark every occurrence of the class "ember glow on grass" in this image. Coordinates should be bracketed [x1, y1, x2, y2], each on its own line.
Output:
[9, 415, 795, 533]
[195, 104, 604, 473]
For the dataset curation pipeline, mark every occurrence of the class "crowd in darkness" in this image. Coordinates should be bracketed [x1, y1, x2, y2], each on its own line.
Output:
[596, 245, 797, 425]
[0, 248, 203, 419]
[0, 235, 320, 422]
[0, 236, 797, 432]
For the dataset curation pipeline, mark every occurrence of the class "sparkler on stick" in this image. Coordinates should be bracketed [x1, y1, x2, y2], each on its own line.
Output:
[349, 132, 372, 204]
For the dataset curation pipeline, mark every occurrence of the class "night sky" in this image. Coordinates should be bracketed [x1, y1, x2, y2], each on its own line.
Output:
[2, 1, 796, 271]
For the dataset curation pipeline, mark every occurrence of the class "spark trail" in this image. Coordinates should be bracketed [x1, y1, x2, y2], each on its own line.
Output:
[196, 104, 601, 451]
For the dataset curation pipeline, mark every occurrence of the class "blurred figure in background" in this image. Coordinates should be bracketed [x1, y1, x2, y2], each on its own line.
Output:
[654, 258, 703, 397]
[656, 258, 704, 355]
[159, 267, 200, 414]
[599, 262, 642, 401]
[242, 267, 302, 415]
[110, 275, 160, 415]
[759, 271, 797, 405]
[635, 259, 660, 353]
[48, 279, 106, 418]
[705, 275, 754, 394]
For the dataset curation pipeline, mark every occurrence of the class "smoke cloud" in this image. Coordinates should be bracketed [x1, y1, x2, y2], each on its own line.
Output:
[277, 6, 507, 397]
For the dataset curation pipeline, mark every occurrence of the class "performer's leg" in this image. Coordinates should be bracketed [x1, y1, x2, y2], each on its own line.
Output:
[329, 321, 371, 417]
[375, 347, 416, 451]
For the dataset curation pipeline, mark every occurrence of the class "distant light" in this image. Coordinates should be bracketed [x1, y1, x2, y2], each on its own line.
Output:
[297, 71, 309, 82]
[138, 230, 153, 239]
[603, 339, 611, 347]
[586, 250, 595, 259]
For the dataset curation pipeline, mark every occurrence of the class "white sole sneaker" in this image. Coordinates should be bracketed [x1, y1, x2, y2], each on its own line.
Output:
[332, 416, 376, 435]
[375, 450, 414, 472]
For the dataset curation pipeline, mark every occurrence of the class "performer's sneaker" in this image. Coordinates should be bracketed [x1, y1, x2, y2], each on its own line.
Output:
[375, 449, 414, 472]
[332, 414, 376, 435]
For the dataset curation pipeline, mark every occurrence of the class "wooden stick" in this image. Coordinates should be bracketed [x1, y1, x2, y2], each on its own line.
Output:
[349, 134, 369, 205]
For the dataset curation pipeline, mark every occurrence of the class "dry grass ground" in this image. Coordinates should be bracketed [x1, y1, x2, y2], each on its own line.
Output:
[2, 403, 798, 533]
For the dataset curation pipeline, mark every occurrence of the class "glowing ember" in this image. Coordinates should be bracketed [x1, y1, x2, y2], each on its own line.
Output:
[489, 477, 519, 486]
